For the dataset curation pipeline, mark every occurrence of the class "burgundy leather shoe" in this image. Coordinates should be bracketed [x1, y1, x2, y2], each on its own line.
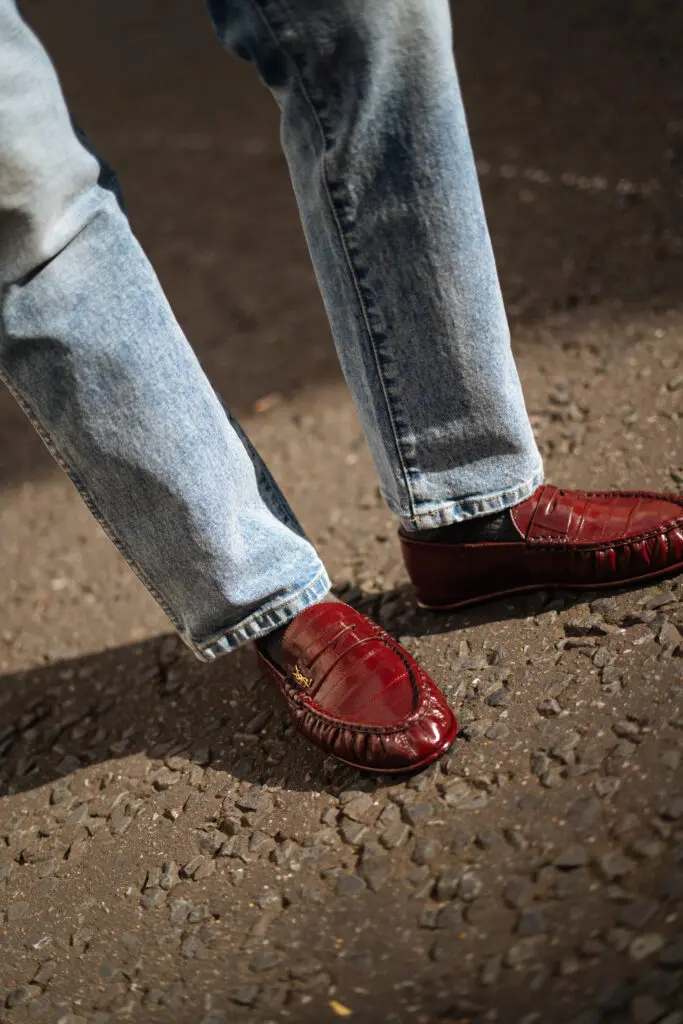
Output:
[400, 484, 683, 610]
[255, 602, 457, 774]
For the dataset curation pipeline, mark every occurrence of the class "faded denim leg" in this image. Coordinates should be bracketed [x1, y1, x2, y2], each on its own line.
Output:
[0, 0, 330, 661]
[208, 0, 543, 530]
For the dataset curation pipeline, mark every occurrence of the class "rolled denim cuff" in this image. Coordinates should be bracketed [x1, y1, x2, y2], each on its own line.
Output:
[187, 567, 332, 662]
[397, 465, 544, 532]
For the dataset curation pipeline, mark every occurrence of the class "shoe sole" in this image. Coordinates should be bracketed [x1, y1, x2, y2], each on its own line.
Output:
[328, 716, 459, 775]
[415, 560, 683, 612]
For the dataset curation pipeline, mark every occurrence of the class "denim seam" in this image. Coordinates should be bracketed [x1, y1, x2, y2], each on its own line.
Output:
[194, 565, 331, 660]
[0, 361, 187, 637]
[245, 0, 418, 520]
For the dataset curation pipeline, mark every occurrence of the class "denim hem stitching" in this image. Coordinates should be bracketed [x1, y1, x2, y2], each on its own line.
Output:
[395, 465, 545, 530]
[192, 566, 332, 661]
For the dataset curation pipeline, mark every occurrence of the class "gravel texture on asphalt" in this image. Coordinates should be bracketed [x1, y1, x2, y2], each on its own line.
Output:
[1, 1, 682, 1022]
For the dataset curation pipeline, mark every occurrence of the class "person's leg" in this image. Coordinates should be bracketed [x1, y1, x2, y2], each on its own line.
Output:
[0, 0, 331, 661]
[207, 0, 543, 532]
[208, 1, 682, 607]
[0, 0, 458, 773]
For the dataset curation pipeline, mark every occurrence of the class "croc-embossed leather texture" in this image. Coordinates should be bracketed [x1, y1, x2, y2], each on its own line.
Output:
[400, 484, 683, 610]
[255, 603, 457, 773]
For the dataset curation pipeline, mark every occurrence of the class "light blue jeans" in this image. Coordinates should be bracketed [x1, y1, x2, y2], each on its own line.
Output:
[0, 0, 542, 660]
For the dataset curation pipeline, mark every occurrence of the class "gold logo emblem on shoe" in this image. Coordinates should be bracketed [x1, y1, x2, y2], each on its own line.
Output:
[291, 665, 312, 688]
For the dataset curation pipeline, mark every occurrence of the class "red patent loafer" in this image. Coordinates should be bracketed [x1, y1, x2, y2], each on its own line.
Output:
[400, 484, 683, 610]
[255, 602, 457, 774]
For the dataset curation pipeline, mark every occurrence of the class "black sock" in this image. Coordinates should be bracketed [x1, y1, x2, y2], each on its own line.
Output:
[255, 594, 341, 669]
[404, 507, 521, 544]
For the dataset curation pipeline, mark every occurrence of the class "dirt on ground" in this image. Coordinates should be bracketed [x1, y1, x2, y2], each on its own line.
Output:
[1, 2, 682, 1023]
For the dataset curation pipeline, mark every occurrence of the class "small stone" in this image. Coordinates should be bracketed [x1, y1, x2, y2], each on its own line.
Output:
[231, 985, 259, 1007]
[319, 806, 338, 827]
[180, 934, 210, 960]
[151, 768, 180, 791]
[531, 751, 551, 776]
[644, 590, 677, 610]
[612, 720, 641, 741]
[503, 878, 534, 909]
[32, 960, 56, 987]
[289, 958, 323, 980]
[339, 821, 367, 846]
[480, 954, 503, 986]
[605, 927, 633, 952]
[459, 871, 483, 902]
[630, 995, 666, 1024]
[661, 750, 681, 771]
[199, 830, 224, 856]
[661, 797, 683, 821]
[299, 884, 325, 904]
[336, 874, 366, 896]
[629, 933, 664, 961]
[418, 903, 437, 932]
[435, 902, 463, 929]
[7, 901, 29, 922]
[435, 868, 463, 903]
[6, 986, 41, 1009]
[561, 636, 598, 651]
[659, 938, 683, 967]
[565, 615, 609, 637]
[341, 794, 373, 822]
[559, 953, 580, 976]
[377, 803, 401, 828]
[594, 776, 621, 798]
[554, 845, 588, 869]
[235, 789, 273, 814]
[618, 899, 659, 929]
[169, 899, 192, 926]
[594, 852, 636, 882]
[485, 722, 510, 740]
[193, 858, 216, 880]
[630, 838, 665, 860]
[159, 861, 179, 891]
[402, 803, 433, 827]
[579, 937, 607, 958]
[567, 1012, 601, 1024]
[659, 622, 681, 647]
[503, 939, 537, 967]
[187, 904, 210, 924]
[537, 698, 562, 717]
[485, 687, 510, 708]
[250, 951, 284, 972]
[256, 891, 283, 911]
[140, 887, 167, 909]
[358, 857, 390, 893]
[504, 828, 528, 851]
[551, 730, 582, 764]
[412, 839, 441, 865]
[540, 768, 563, 788]
[516, 906, 549, 937]
[623, 610, 658, 626]
[249, 831, 275, 855]
[379, 823, 410, 850]
[254, 983, 288, 1012]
